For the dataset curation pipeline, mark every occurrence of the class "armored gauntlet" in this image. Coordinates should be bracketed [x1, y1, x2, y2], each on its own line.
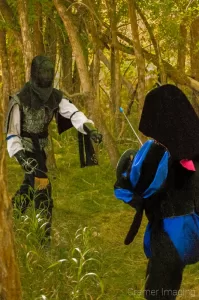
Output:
[14, 150, 38, 174]
[83, 122, 102, 143]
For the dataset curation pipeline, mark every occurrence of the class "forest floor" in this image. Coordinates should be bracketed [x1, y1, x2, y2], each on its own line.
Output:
[7, 128, 199, 300]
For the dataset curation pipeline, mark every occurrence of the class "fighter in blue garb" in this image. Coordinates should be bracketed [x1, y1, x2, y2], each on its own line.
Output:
[114, 84, 199, 300]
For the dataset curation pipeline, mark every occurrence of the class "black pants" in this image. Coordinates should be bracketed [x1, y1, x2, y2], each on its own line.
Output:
[144, 227, 184, 300]
[13, 150, 53, 240]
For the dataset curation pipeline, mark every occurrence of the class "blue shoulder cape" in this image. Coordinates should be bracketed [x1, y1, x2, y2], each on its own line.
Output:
[114, 140, 199, 265]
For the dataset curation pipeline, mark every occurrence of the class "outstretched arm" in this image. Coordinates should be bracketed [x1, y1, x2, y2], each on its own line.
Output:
[58, 98, 102, 143]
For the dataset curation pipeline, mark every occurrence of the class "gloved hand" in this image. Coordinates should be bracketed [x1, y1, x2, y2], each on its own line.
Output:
[83, 122, 103, 143]
[14, 150, 38, 174]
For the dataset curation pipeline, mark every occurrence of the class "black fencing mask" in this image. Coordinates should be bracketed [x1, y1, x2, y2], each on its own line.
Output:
[30, 56, 54, 105]
[31, 56, 54, 88]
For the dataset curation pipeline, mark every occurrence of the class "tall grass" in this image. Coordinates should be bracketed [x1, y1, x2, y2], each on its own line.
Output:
[7, 128, 199, 299]
[13, 200, 104, 299]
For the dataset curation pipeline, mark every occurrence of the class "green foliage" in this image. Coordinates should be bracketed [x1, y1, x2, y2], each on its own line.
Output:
[137, 0, 180, 50]
[0, 0, 19, 30]
[39, 0, 54, 15]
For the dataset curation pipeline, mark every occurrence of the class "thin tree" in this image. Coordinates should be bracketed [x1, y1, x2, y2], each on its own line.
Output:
[17, 0, 34, 81]
[53, 0, 120, 167]
[128, 0, 145, 117]
[0, 29, 22, 300]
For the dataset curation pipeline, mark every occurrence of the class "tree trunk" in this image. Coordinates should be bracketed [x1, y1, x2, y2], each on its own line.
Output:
[190, 16, 199, 115]
[177, 22, 187, 73]
[43, 10, 58, 168]
[0, 0, 23, 52]
[91, 50, 100, 117]
[59, 34, 73, 93]
[135, 4, 166, 84]
[128, 0, 145, 112]
[33, 2, 45, 56]
[190, 17, 199, 79]
[7, 41, 24, 92]
[0, 1, 24, 90]
[46, 124, 57, 170]
[99, 50, 136, 101]
[128, 0, 145, 141]
[72, 62, 82, 106]
[17, 0, 34, 81]
[53, 0, 120, 167]
[0, 29, 22, 300]
[108, 0, 121, 135]
[44, 12, 57, 63]
[53, 0, 92, 103]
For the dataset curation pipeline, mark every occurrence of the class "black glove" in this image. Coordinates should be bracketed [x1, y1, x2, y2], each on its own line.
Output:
[83, 122, 103, 143]
[14, 150, 38, 174]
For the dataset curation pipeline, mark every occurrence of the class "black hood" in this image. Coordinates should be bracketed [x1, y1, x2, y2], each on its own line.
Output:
[139, 84, 199, 160]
